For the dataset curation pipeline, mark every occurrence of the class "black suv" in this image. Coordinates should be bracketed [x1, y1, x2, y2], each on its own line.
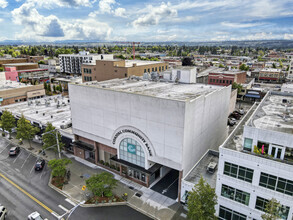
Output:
[35, 158, 45, 171]
[9, 146, 20, 156]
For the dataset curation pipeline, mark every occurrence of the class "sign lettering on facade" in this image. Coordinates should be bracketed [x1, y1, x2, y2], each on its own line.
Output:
[113, 129, 153, 156]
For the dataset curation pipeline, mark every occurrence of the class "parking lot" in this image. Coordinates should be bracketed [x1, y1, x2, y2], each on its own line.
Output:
[0, 137, 75, 219]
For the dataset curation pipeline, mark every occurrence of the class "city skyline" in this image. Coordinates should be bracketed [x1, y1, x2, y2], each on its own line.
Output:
[0, 0, 293, 42]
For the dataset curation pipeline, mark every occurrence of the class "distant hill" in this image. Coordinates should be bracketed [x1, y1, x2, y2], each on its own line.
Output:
[1, 39, 293, 48]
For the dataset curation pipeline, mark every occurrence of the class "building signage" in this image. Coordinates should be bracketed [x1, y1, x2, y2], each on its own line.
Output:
[113, 129, 153, 156]
[127, 143, 136, 154]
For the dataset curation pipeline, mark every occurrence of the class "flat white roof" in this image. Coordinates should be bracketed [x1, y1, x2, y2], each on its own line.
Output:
[0, 95, 72, 136]
[76, 78, 224, 101]
[125, 60, 164, 67]
[0, 80, 34, 91]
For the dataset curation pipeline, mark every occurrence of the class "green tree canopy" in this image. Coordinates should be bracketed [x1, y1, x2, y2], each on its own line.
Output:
[239, 63, 249, 71]
[86, 172, 118, 197]
[16, 115, 39, 148]
[232, 82, 243, 93]
[42, 122, 64, 152]
[187, 176, 217, 220]
[261, 198, 281, 220]
[1, 110, 16, 136]
[48, 158, 72, 178]
[272, 63, 277, 69]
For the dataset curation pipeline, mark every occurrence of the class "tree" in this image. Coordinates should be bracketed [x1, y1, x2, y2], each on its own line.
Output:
[1, 110, 16, 137]
[53, 85, 56, 93]
[182, 57, 193, 66]
[232, 82, 243, 94]
[48, 158, 72, 178]
[272, 63, 277, 69]
[42, 122, 64, 152]
[219, 64, 224, 68]
[261, 198, 281, 220]
[86, 172, 118, 197]
[239, 64, 249, 71]
[16, 115, 39, 148]
[187, 176, 217, 220]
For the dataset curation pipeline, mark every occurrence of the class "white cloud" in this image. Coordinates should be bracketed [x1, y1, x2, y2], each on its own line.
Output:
[133, 2, 177, 27]
[230, 32, 280, 41]
[0, 0, 8, 8]
[247, 0, 286, 18]
[99, 0, 115, 13]
[221, 21, 266, 28]
[284, 34, 293, 40]
[0, 18, 3, 22]
[173, 0, 237, 11]
[11, 3, 112, 41]
[114, 7, 126, 17]
[26, 0, 92, 9]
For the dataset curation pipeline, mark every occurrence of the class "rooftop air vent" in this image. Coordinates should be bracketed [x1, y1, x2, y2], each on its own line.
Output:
[207, 161, 217, 174]
[43, 113, 45, 116]
[36, 111, 38, 114]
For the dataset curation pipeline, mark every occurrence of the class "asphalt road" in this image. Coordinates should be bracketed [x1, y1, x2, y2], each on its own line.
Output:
[0, 137, 152, 220]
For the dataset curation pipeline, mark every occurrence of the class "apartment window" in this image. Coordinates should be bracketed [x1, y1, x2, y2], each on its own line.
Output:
[244, 138, 253, 151]
[220, 80, 222, 83]
[89, 77, 92, 81]
[221, 184, 250, 206]
[159, 67, 161, 71]
[148, 68, 150, 72]
[152, 68, 154, 71]
[216, 79, 219, 83]
[224, 162, 254, 183]
[84, 76, 87, 81]
[276, 178, 293, 196]
[162, 66, 164, 71]
[166, 65, 168, 69]
[213, 79, 215, 82]
[219, 206, 246, 220]
[210, 79, 213, 83]
[144, 69, 146, 73]
[259, 173, 277, 190]
[155, 67, 157, 71]
[260, 172, 293, 196]
[223, 80, 225, 84]
[255, 196, 268, 212]
[230, 80, 232, 84]
[125, 73, 127, 77]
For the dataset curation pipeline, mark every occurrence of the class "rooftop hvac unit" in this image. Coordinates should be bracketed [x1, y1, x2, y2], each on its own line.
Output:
[43, 113, 45, 116]
[207, 161, 217, 174]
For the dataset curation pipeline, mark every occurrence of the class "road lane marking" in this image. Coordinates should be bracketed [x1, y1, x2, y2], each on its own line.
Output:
[0, 172, 54, 214]
[65, 198, 76, 206]
[58, 205, 69, 212]
[21, 153, 31, 169]
[0, 143, 10, 154]
[30, 158, 38, 174]
[13, 150, 22, 163]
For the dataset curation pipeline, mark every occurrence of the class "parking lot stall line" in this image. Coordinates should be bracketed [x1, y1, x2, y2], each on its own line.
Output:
[0, 143, 11, 154]
[21, 153, 32, 169]
[13, 150, 22, 163]
[30, 158, 38, 174]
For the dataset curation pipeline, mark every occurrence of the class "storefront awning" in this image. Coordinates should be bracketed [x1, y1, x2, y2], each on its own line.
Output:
[71, 140, 94, 151]
[111, 155, 162, 175]
[245, 94, 261, 99]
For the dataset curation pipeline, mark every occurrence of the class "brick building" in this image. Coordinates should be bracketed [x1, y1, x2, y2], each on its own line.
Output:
[208, 69, 246, 86]
[82, 59, 168, 82]
[259, 68, 283, 82]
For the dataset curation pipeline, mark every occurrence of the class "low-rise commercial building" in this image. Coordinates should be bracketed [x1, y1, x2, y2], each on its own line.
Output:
[0, 81, 45, 106]
[5, 66, 49, 82]
[216, 92, 293, 220]
[82, 59, 168, 82]
[69, 78, 231, 200]
[259, 68, 283, 82]
[0, 58, 28, 68]
[208, 69, 246, 86]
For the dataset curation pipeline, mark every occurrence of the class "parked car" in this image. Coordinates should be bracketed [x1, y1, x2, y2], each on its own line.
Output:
[234, 109, 244, 115]
[228, 118, 236, 126]
[35, 158, 45, 171]
[229, 112, 241, 120]
[27, 211, 45, 220]
[0, 205, 7, 220]
[9, 146, 20, 156]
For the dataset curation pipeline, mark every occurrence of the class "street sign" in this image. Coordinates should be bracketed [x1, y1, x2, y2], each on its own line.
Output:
[82, 185, 86, 191]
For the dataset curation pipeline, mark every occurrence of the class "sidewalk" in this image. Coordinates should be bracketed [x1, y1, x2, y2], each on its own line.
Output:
[4, 133, 187, 220]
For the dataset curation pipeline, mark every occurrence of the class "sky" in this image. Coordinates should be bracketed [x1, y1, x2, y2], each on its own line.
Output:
[0, 0, 293, 42]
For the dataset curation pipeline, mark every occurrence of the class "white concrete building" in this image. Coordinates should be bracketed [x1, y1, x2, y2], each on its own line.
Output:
[69, 78, 231, 199]
[163, 67, 197, 84]
[287, 54, 293, 81]
[59, 51, 113, 74]
[216, 92, 293, 220]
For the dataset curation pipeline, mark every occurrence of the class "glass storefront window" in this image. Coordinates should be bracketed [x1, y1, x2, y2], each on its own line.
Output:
[119, 138, 145, 168]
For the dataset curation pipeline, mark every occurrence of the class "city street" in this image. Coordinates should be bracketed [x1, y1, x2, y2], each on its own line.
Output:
[0, 137, 151, 220]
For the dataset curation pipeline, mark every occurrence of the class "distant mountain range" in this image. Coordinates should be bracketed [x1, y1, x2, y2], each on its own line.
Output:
[1, 40, 293, 48]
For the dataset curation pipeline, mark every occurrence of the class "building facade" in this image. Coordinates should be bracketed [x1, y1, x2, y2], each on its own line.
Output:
[208, 70, 246, 86]
[216, 93, 293, 220]
[82, 59, 168, 82]
[69, 79, 231, 200]
[259, 68, 283, 82]
[0, 82, 45, 106]
[59, 51, 113, 74]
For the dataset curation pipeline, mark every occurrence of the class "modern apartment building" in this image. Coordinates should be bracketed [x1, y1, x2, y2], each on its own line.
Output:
[216, 92, 293, 220]
[69, 78, 231, 200]
[82, 59, 168, 82]
[59, 51, 113, 75]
